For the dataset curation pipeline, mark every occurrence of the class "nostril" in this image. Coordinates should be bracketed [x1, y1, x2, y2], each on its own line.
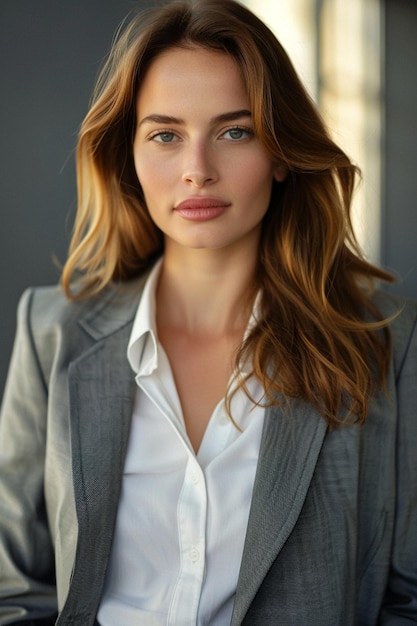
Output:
[182, 172, 216, 188]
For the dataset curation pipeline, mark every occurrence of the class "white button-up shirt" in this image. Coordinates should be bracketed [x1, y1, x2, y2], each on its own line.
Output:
[97, 260, 265, 625]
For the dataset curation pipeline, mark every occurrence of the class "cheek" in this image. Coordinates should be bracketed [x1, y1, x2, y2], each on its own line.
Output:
[133, 155, 169, 225]
[132, 158, 155, 213]
[135, 155, 177, 204]
[133, 154, 150, 189]
[231, 149, 275, 187]
[133, 144, 160, 187]
[240, 162, 274, 199]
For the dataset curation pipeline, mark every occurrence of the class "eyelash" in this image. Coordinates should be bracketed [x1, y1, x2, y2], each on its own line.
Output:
[147, 125, 254, 143]
[222, 126, 253, 140]
[148, 129, 179, 143]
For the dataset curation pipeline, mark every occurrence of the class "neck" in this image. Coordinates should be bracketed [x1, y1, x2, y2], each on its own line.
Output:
[156, 244, 259, 336]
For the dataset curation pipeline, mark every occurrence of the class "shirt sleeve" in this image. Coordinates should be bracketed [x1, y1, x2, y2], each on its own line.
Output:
[0, 289, 58, 624]
[379, 303, 417, 623]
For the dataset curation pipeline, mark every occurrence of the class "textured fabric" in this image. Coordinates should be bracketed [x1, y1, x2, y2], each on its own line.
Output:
[98, 261, 265, 625]
[0, 280, 416, 625]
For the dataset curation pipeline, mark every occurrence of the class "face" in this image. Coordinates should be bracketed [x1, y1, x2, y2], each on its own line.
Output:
[133, 46, 286, 257]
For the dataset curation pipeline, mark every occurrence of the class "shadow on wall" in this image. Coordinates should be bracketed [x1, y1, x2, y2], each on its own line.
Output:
[0, 0, 145, 396]
[382, 0, 417, 301]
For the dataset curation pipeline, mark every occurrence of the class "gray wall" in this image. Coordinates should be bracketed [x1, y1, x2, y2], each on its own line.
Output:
[382, 0, 417, 299]
[0, 2, 141, 394]
[1, 1, 417, 394]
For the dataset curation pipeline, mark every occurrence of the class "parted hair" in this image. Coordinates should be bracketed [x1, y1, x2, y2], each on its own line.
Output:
[62, 0, 395, 427]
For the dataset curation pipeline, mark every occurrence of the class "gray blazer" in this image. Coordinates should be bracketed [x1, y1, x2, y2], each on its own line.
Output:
[0, 280, 416, 625]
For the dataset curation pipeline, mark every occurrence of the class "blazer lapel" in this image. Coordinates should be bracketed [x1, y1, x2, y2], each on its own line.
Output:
[59, 287, 142, 625]
[231, 400, 328, 625]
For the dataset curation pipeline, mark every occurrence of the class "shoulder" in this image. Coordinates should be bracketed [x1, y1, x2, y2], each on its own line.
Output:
[13, 279, 146, 385]
[18, 276, 147, 347]
[18, 285, 104, 338]
[19, 285, 85, 325]
[20, 276, 147, 329]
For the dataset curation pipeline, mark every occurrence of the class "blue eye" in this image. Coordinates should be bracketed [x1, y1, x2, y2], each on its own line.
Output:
[223, 127, 252, 140]
[153, 132, 177, 143]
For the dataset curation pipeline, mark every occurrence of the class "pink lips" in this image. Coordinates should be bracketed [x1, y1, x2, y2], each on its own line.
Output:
[174, 197, 230, 221]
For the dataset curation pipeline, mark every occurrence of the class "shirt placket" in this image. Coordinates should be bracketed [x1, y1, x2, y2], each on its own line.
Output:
[168, 457, 207, 625]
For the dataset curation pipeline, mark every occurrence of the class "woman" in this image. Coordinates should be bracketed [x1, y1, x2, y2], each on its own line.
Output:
[0, 0, 416, 624]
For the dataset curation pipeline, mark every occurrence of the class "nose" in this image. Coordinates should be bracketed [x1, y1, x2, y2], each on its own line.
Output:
[181, 141, 218, 188]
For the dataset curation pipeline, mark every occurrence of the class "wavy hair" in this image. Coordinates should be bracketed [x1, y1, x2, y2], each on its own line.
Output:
[62, 0, 395, 427]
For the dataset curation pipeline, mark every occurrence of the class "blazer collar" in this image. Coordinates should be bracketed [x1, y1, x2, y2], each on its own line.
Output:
[231, 399, 328, 625]
[78, 274, 148, 341]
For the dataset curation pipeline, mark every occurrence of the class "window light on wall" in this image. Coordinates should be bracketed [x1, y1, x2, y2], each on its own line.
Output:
[242, 0, 383, 264]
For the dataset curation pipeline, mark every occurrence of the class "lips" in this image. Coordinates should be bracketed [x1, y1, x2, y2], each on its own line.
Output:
[174, 197, 230, 221]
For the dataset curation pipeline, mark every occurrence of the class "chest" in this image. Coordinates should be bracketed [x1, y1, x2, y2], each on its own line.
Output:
[158, 329, 242, 451]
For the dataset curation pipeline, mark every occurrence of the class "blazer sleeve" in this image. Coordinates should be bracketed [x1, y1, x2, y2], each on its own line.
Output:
[379, 303, 417, 623]
[0, 289, 58, 624]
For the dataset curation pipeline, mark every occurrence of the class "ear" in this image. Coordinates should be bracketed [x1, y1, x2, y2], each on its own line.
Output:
[273, 162, 289, 183]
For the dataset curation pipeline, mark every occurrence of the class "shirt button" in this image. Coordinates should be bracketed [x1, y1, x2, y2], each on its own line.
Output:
[191, 471, 200, 484]
[190, 547, 200, 562]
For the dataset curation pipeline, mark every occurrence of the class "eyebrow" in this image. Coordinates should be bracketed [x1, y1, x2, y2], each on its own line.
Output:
[138, 109, 252, 128]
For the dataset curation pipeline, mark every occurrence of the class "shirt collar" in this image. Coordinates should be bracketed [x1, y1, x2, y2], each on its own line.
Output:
[127, 258, 163, 375]
[127, 257, 261, 378]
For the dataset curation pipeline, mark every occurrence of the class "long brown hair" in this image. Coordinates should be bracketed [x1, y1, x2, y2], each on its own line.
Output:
[62, 0, 395, 427]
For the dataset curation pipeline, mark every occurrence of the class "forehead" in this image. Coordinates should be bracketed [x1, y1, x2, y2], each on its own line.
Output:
[136, 46, 250, 117]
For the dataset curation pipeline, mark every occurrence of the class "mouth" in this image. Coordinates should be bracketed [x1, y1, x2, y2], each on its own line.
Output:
[174, 197, 230, 221]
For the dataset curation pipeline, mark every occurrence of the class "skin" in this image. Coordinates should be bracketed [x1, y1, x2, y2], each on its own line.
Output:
[133, 46, 286, 451]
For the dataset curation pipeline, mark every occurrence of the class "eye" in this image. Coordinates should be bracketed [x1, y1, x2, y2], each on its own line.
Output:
[221, 127, 253, 141]
[150, 131, 180, 143]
